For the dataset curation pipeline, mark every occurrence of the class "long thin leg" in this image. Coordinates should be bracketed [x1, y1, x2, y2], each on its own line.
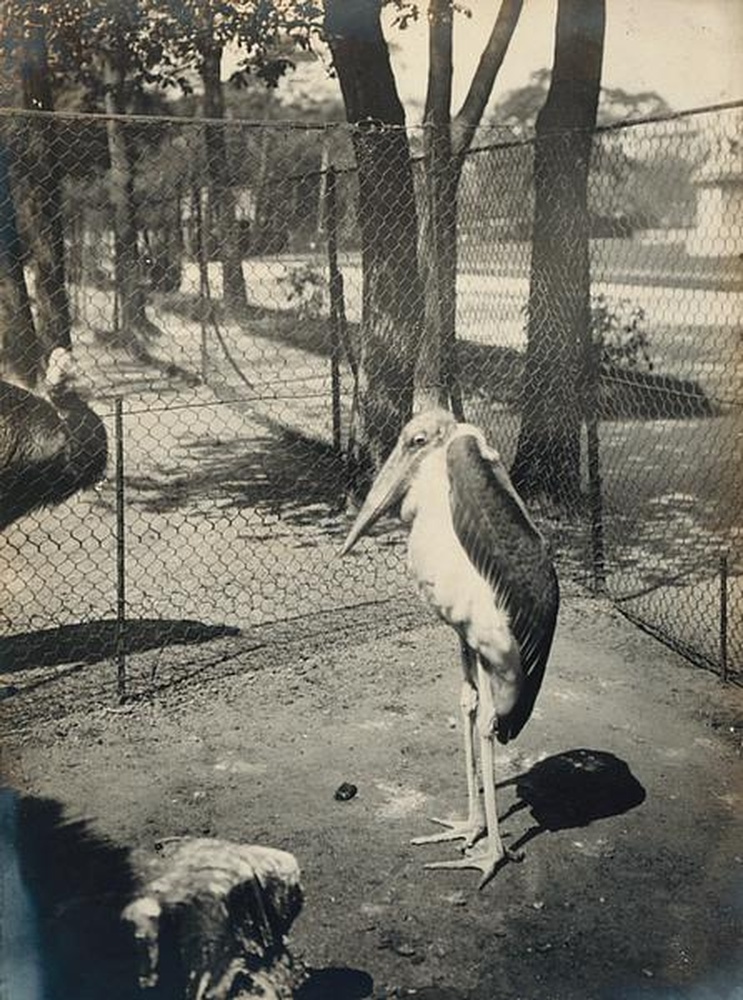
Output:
[411, 676, 485, 847]
[476, 722, 505, 884]
[461, 680, 481, 831]
[478, 653, 505, 869]
[422, 656, 517, 887]
[412, 641, 485, 848]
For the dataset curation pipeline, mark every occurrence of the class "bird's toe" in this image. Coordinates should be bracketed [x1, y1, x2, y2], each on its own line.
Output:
[423, 849, 504, 888]
[422, 838, 520, 887]
[411, 816, 486, 847]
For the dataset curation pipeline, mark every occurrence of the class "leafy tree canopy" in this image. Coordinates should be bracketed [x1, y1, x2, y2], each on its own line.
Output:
[1, 0, 324, 105]
[491, 68, 671, 133]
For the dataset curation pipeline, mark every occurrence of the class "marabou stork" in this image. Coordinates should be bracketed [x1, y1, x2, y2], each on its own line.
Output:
[342, 409, 559, 886]
[0, 347, 108, 531]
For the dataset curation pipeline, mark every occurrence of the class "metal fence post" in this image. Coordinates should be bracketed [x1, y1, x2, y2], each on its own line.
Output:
[586, 418, 607, 593]
[584, 337, 607, 594]
[720, 552, 729, 682]
[115, 396, 127, 702]
[193, 184, 209, 383]
[325, 165, 343, 454]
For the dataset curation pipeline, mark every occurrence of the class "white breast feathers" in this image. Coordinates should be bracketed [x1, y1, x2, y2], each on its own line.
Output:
[403, 445, 515, 672]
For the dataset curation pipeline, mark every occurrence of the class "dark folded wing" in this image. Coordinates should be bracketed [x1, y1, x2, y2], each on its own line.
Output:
[446, 433, 559, 741]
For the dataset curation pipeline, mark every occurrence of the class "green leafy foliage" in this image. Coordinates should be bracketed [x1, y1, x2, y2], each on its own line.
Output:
[491, 69, 672, 133]
[591, 294, 653, 371]
[2, 1, 324, 105]
[279, 263, 327, 318]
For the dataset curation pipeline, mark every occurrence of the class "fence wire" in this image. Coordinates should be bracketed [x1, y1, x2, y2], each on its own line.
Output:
[0, 104, 740, 695]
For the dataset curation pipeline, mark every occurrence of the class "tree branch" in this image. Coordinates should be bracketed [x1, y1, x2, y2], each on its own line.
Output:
[424, 0, 453, 126]
[452, 0, 523, 159]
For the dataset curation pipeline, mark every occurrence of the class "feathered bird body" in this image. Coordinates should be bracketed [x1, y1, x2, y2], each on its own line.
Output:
[0, 349, 108, 531]
[342, 408, 559, 884]
[403, 437, 521, 724]
[403, 423, 558, 743]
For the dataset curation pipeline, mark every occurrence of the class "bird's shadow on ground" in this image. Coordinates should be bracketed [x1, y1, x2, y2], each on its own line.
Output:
[0, 618, 239, 675]
[499, 748, 646, 853]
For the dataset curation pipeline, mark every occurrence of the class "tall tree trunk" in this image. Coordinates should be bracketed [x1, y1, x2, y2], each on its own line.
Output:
[416, 0, 460, 414]
[0, 139, 41, 386]
[200, 42, 247, 317]
[18, 17, 72, 356]
[103, 55, 149, 341]
[510, 0, 605, 507]
[416, 155, 460, 413]
[325, 0, 424, 494]
[416, 0, 522, 416]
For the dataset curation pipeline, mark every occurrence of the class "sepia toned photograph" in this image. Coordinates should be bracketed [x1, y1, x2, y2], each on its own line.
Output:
[1, 1, 741, 997]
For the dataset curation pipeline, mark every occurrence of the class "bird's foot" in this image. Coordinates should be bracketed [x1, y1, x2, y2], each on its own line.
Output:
[411, 816, 486, 849]
[423, 842, 524, 890]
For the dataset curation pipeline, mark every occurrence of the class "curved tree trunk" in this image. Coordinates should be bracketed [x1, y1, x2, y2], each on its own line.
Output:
[325, 0, 424, 495]
[18, 18, 71, 357]
[416, 156, 460, 414]
[415, 0, 460, 414]
[200, 42, 248, 318]
[103, 55, 149, 341]
[0, 139, 41, 387]
[416, 0, 523, 418]
[510, 0, 605, 507]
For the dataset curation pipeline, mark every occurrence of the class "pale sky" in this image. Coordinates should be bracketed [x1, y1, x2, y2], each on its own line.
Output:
[384, 0, 743, 119]
[271, 0, 743, 121]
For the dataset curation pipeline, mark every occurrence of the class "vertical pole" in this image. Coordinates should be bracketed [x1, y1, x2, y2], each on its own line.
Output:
[326, 166, 342, 453]
[115, 396, 127, 702]
[720, 552, 729, 683]
[584, 333, 607, 594]
[317, 137, 330, 242]
[194, 185, 209, 382]
[586, 415, 607, 593]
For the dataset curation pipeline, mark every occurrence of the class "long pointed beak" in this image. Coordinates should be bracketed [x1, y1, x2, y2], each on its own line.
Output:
[341, 445, 411, 555]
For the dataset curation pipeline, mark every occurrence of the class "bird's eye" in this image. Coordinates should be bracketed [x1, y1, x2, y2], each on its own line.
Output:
[411, 432, 427, 448]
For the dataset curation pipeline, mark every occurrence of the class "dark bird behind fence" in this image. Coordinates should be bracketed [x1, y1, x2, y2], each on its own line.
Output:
[0, 348, 108, 532]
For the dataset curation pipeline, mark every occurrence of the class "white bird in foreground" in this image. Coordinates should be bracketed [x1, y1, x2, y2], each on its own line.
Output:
[342, 409, 559, 886]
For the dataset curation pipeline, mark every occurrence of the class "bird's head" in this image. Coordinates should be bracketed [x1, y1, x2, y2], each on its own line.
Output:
[44, 347, 76, 388]
[341, 408, 457, 555]
[43, 348, 94, 404]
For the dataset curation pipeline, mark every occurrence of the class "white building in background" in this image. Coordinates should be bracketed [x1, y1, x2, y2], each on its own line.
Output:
[686, 115, 743, 258]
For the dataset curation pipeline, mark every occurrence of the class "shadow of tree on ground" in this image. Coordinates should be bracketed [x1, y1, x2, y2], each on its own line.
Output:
[0, 619, 239, 674]
[1, 789, 140, 1000]
[2, 790, 378, 999]
[126, 423, 348, 526]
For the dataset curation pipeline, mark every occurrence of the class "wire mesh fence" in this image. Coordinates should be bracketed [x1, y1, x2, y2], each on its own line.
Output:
[0, 102, 740, 696]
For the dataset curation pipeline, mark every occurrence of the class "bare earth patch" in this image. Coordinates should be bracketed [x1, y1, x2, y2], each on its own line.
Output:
[2, 596, 741, 999]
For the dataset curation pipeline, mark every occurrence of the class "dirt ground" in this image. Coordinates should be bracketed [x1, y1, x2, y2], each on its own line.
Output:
[2, 595, 742, 1000]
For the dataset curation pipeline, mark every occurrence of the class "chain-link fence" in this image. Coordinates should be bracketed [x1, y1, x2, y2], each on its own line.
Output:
[454, 106, 742, 676]
[0, 103, 740, 696]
